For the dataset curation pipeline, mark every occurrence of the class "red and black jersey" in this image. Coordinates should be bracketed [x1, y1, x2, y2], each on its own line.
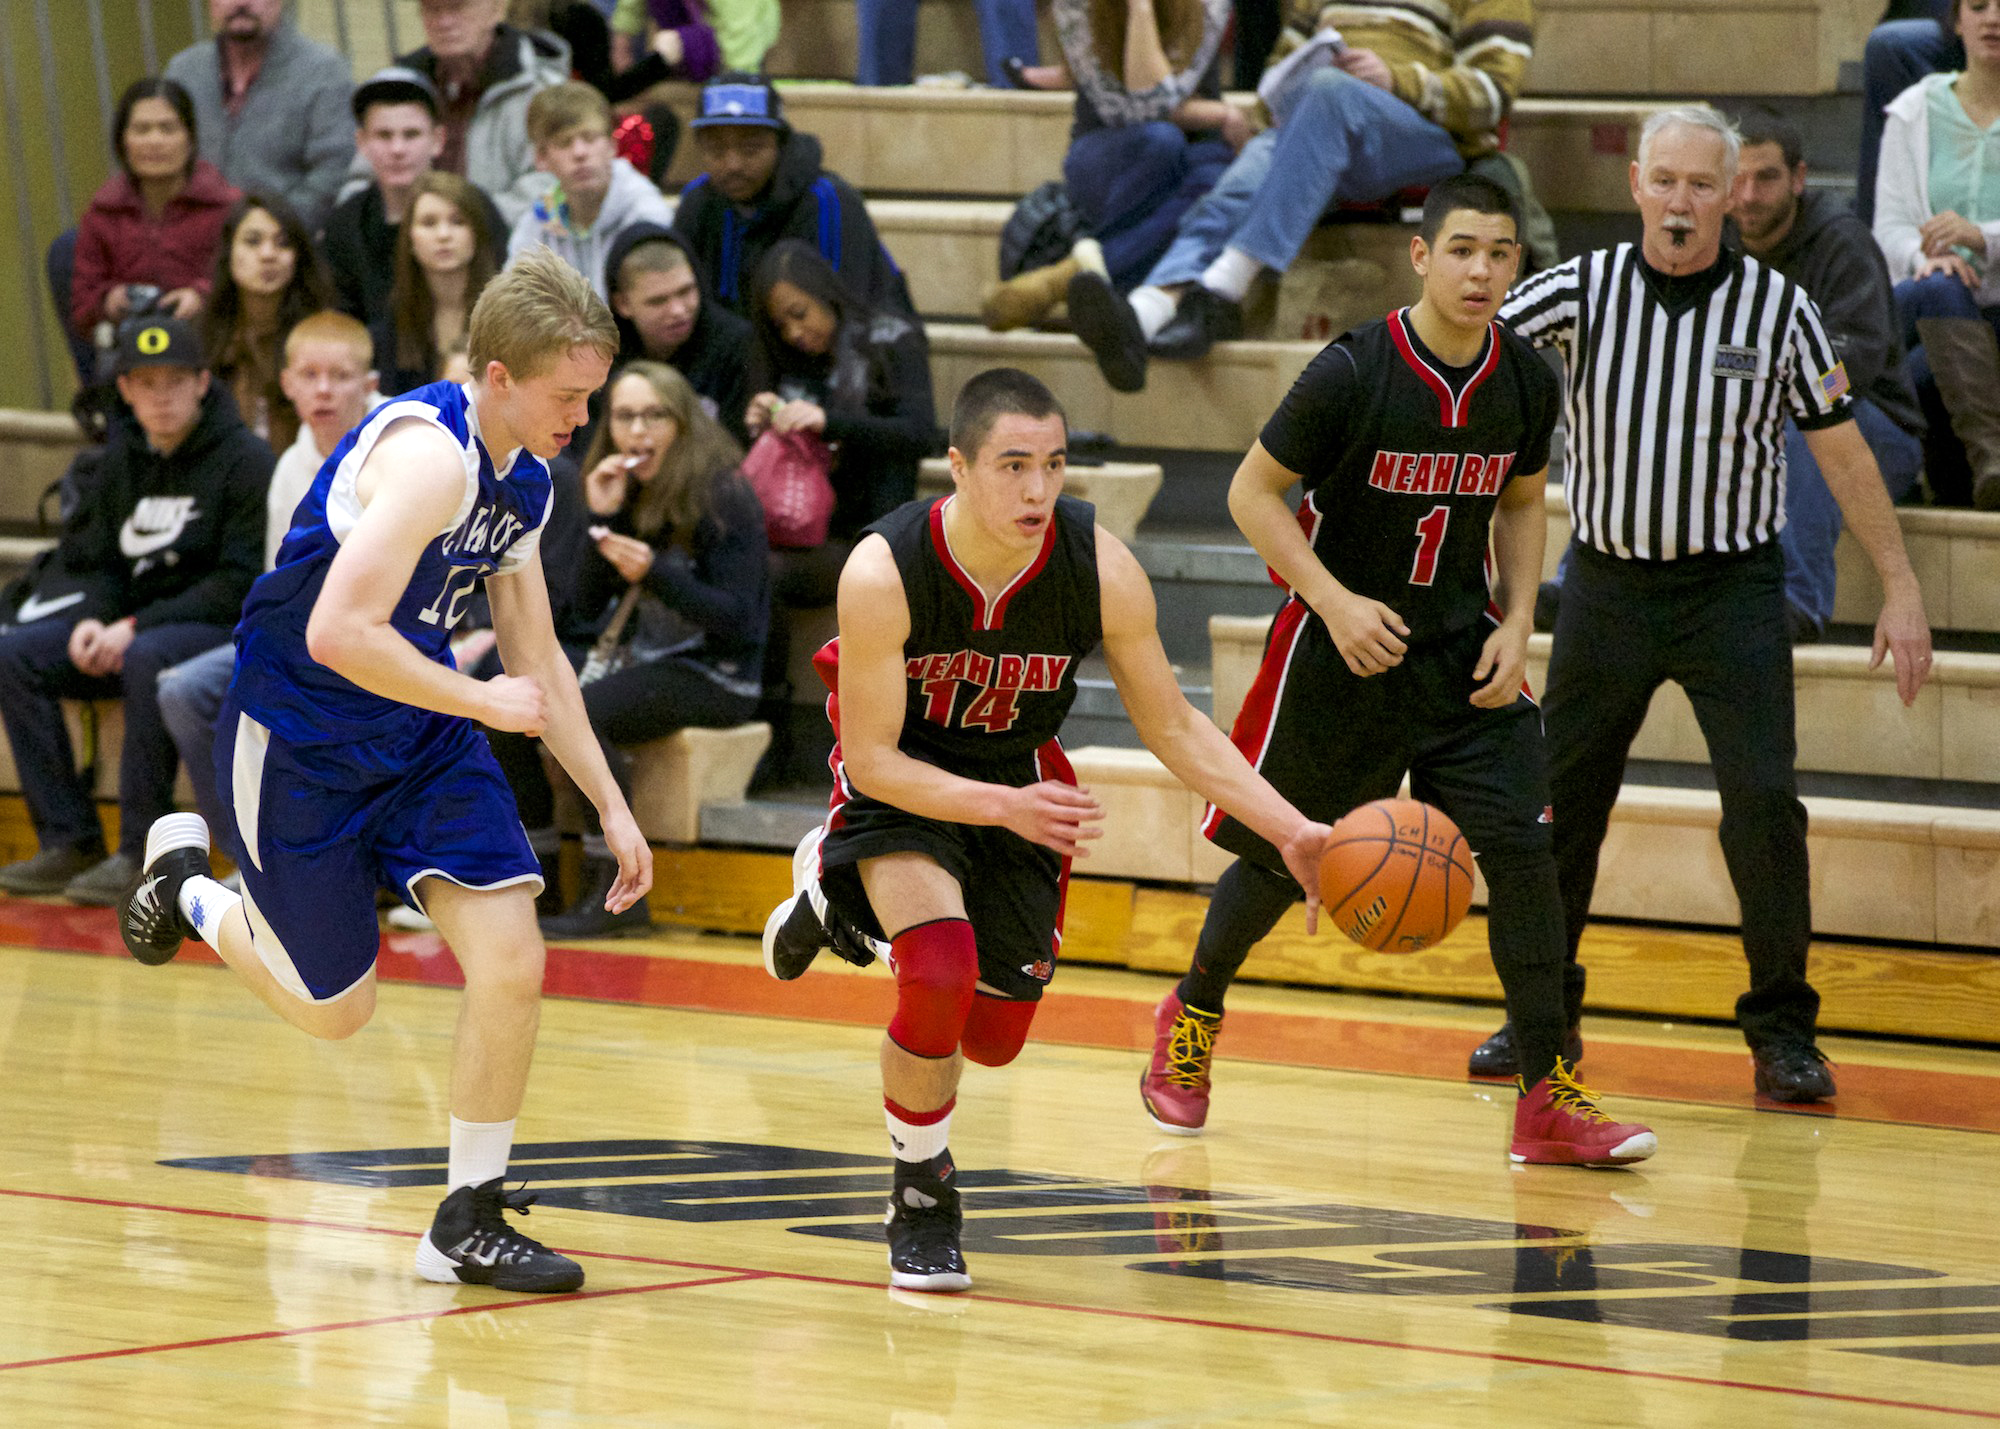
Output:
[1260, 308, 1560, 642]
[817, 493, 1102, 772]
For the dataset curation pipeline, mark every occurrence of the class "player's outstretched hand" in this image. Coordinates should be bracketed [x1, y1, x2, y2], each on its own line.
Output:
[481, 673, 548, 736]
[1873, 585, 1934, 708]
[1469, 621, 1530, 708]
[1319, 590, 1408, 678]
[600, 807, 654, 914]
[1002, 780, 1104, 858]
[1276, 819, 1336, 935]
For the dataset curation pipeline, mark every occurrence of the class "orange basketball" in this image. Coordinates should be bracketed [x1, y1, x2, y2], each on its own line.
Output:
[1318, 798, 1476, 952]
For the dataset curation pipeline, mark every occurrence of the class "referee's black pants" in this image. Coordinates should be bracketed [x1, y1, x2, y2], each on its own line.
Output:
[1543, 541, 1819, 1049]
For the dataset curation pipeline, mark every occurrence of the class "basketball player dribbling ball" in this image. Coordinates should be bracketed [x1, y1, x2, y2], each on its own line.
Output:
[118, 249, 653, 1293]
[1146, 174, 1656, 1168]
[762, 367, 1339, 1292]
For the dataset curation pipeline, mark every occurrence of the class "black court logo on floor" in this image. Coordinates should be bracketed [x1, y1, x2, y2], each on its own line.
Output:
[163, 1139, 1999, 1368]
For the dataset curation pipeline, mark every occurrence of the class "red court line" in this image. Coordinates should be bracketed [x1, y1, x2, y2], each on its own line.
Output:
[0, 1271, 766, 1372]
[11, 901, 2000, 1133]
[1, 1186, 1993, 1419]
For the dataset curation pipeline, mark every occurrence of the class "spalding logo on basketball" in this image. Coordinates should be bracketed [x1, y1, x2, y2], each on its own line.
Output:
[1319, 797, 1476, 952]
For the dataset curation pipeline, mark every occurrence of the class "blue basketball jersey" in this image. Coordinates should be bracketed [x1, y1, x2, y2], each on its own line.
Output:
[230, 380, 553, 759]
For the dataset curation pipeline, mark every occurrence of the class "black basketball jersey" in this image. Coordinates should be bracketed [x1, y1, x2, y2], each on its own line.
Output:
[870, 492, 1101, 769]
[1259, 308, 1560, 642]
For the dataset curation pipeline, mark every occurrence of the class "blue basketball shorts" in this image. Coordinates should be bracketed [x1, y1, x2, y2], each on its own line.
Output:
[214, 696, 542, 1002]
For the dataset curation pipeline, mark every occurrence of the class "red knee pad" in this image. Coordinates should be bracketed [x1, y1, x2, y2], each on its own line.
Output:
[887, 918, 978, 1057]
[960, 994, 1037, 1067]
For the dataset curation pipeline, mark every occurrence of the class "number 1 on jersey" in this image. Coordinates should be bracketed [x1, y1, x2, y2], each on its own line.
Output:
[1409, 505, 1451, 586]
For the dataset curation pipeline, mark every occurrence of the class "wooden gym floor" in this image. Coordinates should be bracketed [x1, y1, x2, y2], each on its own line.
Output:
[1, 901, 1997, 1426]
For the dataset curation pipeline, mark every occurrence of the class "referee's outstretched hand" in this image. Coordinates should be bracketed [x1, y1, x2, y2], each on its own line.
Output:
[1873, 588, 1935, 707]
[1002, 780, 1104, 859]
[1319, 590, 1409, 677]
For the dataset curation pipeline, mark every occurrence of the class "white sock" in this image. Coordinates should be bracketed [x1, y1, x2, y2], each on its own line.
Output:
[177, 875, 241, 946]
[1129, 285, 1178, 341]
[448, 1115, 516, 1192]
[885, 1098, 954, 1164]
[1200, 247, 1262, 303]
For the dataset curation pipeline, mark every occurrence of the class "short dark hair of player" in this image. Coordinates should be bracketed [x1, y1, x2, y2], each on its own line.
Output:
[950, 368, 1066, 461]
[1736, 109, 1804, 171]
[1418, 175, 1519, 247]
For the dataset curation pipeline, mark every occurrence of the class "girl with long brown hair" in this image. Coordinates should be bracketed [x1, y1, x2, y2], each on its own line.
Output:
[371, 171, 501, 395]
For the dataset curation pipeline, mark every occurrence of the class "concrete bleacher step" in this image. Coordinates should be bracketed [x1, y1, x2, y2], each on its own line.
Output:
[1209, 614, 2000, 785]
[1061, 743, 2000, 947]
[924, 322, 1318, 453]
[762, 0, 1867, 97]
[767, 84, 1680, 212]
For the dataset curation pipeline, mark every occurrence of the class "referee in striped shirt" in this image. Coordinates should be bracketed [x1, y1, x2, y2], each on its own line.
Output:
[1487, 106, 1934, 1103]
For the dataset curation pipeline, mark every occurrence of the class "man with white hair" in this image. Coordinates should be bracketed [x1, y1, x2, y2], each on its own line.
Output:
[1479, 106, 1935, 1103]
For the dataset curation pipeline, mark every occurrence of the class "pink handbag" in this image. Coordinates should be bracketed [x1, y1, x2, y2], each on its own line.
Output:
[741, 429, 837, 550]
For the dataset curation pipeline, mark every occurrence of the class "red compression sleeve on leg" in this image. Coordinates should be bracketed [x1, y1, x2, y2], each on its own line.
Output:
[886, 918, 978, 1057]
[960, 994, 1038, 1067]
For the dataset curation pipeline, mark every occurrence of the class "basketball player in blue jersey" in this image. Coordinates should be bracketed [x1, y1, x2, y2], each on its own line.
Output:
[117, 249, 652, 1294]
[761, 367, 1340, 1292]
[1142, 174, 1655, 1168]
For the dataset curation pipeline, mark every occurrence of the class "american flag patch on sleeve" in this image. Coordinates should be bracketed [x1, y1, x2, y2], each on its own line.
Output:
[1818, 363, 1851, 402]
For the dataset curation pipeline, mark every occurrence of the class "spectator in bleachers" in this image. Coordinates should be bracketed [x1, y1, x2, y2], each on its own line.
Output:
[163, 0, 355, 233]
[1730, 111, 1926, 642]
[507, 82, 675, 297]
[68, 80, 238, 362]
[984, 0, 1241, 332]
[325, 67, 509, 329]
[856, 0, 1040, 88]
[400, 0, 572, 225]
[157, 312, 380, 842]
[489, 360, 767, 938]
[1875, 0, 2000, 510]
[746, 240, 937, 560]
[675, 74, 918, 320]
[371, 172, 504, 395]
[1859, 1, 1958, 228]
[201, 195, 334, 453]
[0, 316, 271, 905]
[601, 0, 727, 85]
[606, 223, 755, 439]
[743, 239, 935, 776]
[1070, 0, 1533, 390]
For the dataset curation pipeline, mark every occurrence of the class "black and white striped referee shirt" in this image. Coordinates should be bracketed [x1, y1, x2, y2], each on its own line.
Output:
[1499, 244, 1854, 560]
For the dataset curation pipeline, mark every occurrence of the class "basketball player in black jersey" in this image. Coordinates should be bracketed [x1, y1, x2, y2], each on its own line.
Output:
[1144, 174, 1656, 1168]
[762, 367, 1339, 1292]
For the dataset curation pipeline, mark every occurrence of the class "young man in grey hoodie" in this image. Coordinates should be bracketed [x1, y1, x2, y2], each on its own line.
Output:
[506, 83, 674, 301]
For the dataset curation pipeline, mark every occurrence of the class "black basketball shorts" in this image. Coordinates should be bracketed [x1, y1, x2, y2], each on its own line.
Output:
[1205, 598, 1555, 882]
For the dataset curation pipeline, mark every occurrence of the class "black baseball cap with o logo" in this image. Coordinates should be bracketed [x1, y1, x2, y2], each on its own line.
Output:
[116, 316, 204, 376]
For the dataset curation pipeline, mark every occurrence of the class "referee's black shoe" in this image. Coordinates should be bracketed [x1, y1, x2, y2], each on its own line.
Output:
[1752, 1041, 1836, 1103]
[1467, 1019, 1584, 1079]
[1066, 270, 1148, 393]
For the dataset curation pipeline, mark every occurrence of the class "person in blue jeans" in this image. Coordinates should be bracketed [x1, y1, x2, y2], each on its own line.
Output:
[1858, 1, 1960, 228]
[856, 0, 1040, 86]
[1068, 0, 1533, 391]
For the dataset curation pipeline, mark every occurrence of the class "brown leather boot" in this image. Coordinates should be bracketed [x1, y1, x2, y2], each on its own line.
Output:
[981, 254, 1081, 331]
[1916, 316, 2000, 508]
